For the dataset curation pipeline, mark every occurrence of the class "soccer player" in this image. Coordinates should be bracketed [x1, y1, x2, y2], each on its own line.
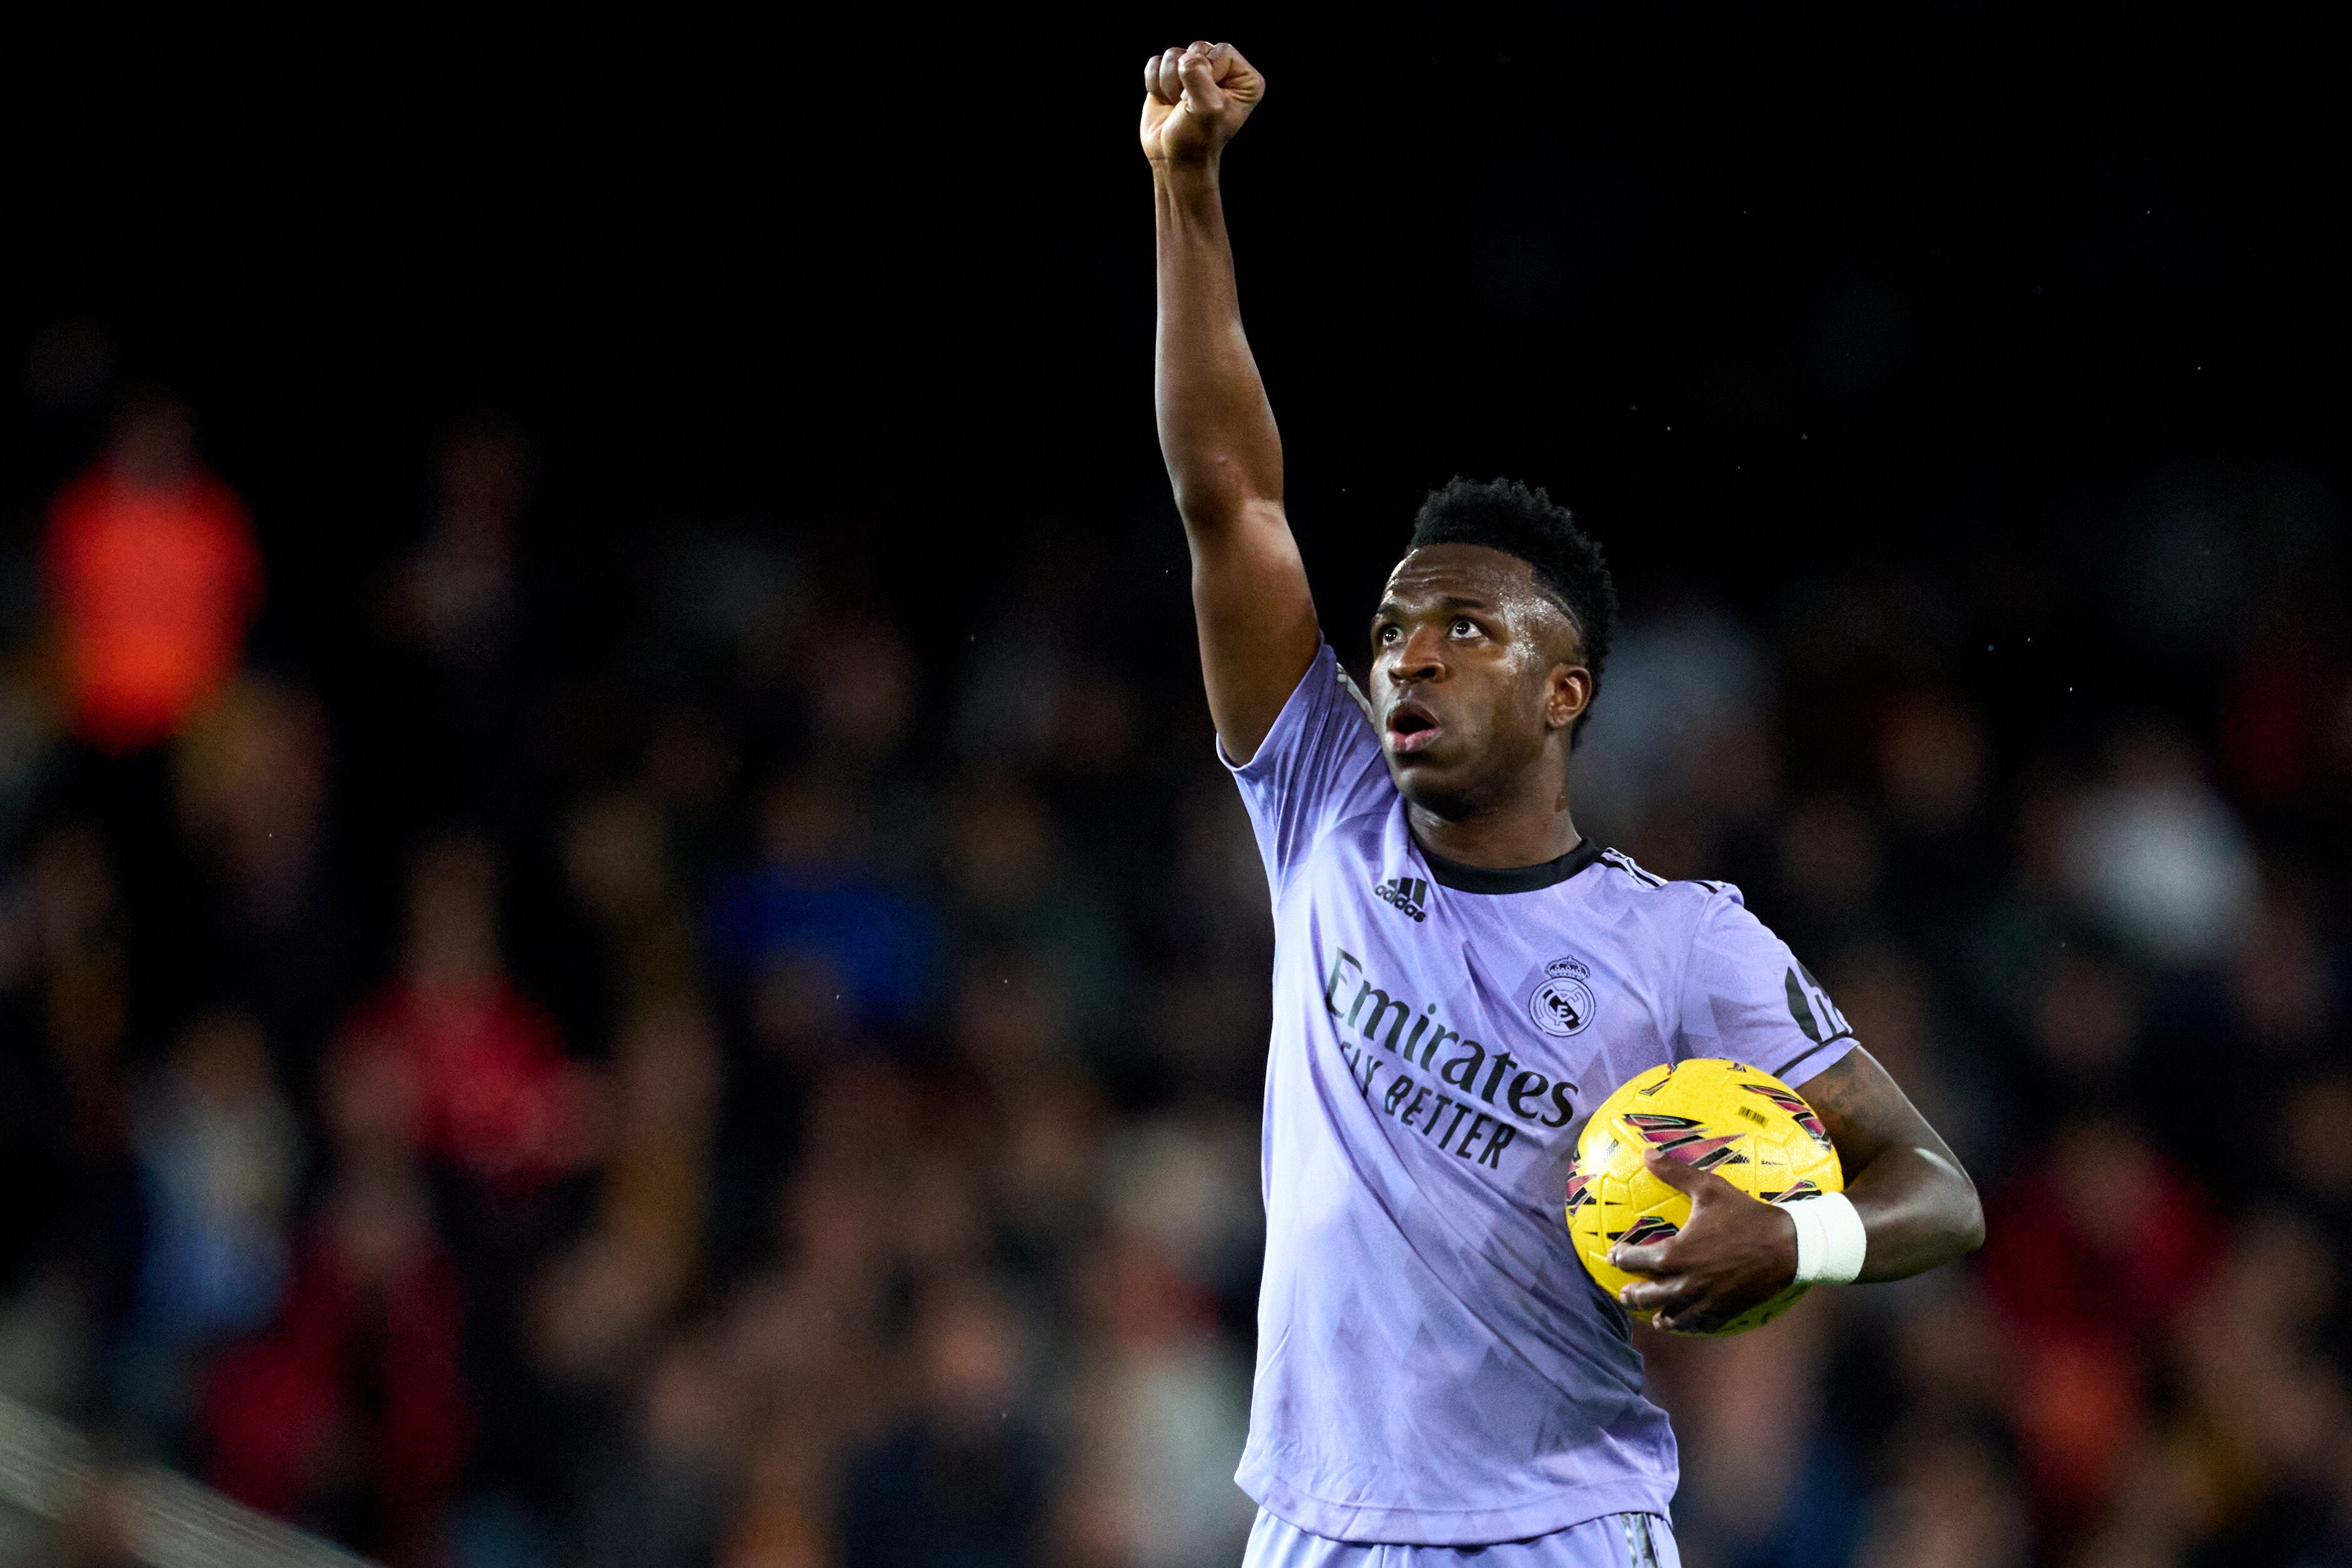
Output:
[1142, 41, 1987, 1568]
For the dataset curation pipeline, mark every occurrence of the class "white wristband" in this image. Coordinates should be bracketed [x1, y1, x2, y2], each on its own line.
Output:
[1787, 1193, 1867, 1285]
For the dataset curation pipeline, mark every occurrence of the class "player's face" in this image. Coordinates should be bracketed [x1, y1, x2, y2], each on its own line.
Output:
[1369, 545, 1586, 816]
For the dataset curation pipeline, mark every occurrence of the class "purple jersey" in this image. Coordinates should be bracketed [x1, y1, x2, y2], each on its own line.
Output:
[1224, 643, 1854, 1545]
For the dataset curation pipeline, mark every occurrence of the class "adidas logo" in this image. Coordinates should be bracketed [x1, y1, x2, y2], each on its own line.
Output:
[1374, 876, 1430, 923]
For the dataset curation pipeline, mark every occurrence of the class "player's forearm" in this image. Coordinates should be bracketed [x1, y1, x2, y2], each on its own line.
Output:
[1844, 1143, 1984, 1282]
[1799, 1046, 1983, 1283]
[1153, 161, 1284, 530]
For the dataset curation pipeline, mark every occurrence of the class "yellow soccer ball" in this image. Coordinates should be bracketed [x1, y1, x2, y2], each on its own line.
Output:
[1564, 1057, 1844, 1336]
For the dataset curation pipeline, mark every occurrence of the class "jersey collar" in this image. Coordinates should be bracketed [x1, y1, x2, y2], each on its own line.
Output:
[1416, 837, 1604, 895]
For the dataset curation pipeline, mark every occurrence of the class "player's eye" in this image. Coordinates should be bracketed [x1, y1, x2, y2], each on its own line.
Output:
[1449, 617, 1479, 638]
[1376, 622, 1400, 645]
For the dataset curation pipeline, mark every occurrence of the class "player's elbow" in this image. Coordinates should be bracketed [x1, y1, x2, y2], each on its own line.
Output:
[1170, 476, 1275, 536]
[1170, 488, 1239, 540]
[1912, 1142, 1984, 1260]
[1175, 495, 1294, 575]
[1946, 1195, 1985, 1260]
[1944, 1164, 1986, 1258]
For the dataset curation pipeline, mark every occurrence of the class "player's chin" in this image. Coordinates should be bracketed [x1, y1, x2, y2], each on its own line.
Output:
[1389, 758, 1478, 814]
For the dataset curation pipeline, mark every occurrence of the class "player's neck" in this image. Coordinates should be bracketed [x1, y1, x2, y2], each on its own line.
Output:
[1406, 798, 1583, 871]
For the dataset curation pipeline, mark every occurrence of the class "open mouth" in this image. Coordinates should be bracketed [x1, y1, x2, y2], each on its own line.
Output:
[1386, 701, 1442, 756]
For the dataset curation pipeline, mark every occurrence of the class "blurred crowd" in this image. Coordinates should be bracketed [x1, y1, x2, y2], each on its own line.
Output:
[4, 393, 2352, 1568]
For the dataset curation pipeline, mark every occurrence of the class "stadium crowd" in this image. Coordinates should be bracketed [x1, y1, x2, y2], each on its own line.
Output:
[4, 393, 2352, 1568]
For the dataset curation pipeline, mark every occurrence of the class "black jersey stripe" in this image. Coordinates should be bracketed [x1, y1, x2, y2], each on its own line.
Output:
[1602, 849, 1667, 888]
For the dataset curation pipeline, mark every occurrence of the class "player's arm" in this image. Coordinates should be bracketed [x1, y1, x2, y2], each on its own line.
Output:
[1785, 1046, 1984, 1279]
[1612, 1047, 1984, 1334]
[1142, 40, 1320, 765]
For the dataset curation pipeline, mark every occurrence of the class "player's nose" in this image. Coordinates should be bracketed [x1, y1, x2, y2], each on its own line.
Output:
[1390, 624, 1447, 682]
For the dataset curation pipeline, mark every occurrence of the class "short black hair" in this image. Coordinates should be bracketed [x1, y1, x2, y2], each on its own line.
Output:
[1408, 476, 1617, 738]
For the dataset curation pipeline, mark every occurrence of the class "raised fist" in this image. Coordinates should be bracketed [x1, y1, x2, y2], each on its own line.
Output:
[1140, 41, 1264, 166]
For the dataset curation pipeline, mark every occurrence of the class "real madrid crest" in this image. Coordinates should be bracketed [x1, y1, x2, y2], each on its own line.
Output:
[1530, 955, 1596, 1037]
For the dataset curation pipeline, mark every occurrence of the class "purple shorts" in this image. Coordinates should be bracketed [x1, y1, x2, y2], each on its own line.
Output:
[1242, 1510, 1679, 1568]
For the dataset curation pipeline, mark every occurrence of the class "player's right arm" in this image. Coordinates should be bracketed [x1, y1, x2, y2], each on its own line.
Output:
[1143, 41, 1320, 766]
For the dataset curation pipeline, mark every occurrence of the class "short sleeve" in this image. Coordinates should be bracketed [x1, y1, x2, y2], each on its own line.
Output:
[1220, 641, 1388, 897]
[1673, 887, 1856, 1088]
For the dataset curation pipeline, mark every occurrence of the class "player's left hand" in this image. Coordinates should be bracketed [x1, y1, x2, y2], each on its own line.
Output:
[1609, 1148, 1798, 1334]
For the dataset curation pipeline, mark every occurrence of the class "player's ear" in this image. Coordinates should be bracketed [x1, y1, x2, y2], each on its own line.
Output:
[1546, 663, 1592, 731]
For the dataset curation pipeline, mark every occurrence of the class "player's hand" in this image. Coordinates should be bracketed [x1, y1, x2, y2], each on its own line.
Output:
[1608, 1149, 1799, 1334]
[1140, 41, 1264, 168]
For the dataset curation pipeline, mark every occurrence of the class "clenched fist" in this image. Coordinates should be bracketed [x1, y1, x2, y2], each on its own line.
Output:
[1140, 41, 1264, 167]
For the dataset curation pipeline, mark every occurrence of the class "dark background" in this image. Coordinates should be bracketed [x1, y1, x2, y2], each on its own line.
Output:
[16, 11, 2342, 638]
[6, 10, 2351, 1568]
